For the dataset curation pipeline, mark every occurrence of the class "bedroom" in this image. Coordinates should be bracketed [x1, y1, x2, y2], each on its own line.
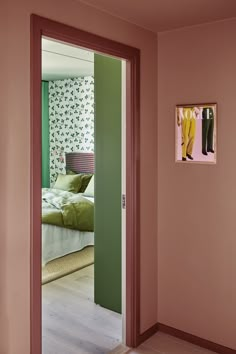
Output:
[41, 37, 124, 354]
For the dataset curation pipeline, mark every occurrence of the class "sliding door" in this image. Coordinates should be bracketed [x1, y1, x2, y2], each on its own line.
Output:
[94, 54, 122, 313]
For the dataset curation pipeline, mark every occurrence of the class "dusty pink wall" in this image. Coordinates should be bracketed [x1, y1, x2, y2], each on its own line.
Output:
[0, 6, 9, 354]
[1, 1, 157, 353]
[158, 19, 236, 349]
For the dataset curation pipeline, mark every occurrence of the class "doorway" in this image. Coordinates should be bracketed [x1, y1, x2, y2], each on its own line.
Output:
[41, 38, 123, 353]
[31, 14, 141, 354]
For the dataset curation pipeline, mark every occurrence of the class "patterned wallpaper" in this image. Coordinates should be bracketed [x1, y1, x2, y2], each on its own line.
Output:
[49, 77, 94, 185]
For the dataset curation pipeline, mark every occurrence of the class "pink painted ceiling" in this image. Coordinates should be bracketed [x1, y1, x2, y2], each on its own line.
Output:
[78, 0, 236, 32]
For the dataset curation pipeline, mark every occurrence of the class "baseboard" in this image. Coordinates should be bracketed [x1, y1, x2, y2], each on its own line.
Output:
[158, 323, 235, 354]
[137, 323, 159, 346]
[137, 322, 234, 354]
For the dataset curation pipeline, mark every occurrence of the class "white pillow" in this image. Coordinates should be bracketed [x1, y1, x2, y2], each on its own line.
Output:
[83, 175, 94, 197]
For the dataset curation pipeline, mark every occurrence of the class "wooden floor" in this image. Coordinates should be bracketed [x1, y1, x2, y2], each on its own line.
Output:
[42, 265, 122, 354]
[42, 265, 217, 354]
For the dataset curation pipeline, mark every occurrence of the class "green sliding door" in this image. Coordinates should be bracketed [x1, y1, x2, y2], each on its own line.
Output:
[42, 81, 50, 188]
[94, 54, 122, 313]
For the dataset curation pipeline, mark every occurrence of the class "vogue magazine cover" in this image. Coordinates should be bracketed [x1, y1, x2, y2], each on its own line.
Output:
[175, 103, 217, 164]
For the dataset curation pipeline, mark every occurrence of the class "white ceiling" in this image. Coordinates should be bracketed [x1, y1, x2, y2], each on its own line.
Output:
[78, 0, 236, 33]
[42, 38, 94, 81]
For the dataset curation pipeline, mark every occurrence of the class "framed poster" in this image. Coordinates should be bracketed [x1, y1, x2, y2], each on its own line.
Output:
[175, 103, 217, 164]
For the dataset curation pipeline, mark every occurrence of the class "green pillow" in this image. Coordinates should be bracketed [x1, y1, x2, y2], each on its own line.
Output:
[83, 175, 94, 197]
[80, 174, 93, 193]
[66, 169, 76, 175]
[54, 174, 82, 193]
[66, 170, 93, 193]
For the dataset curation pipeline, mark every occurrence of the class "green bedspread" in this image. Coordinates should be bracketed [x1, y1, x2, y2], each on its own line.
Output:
[42, 188, 94, 231]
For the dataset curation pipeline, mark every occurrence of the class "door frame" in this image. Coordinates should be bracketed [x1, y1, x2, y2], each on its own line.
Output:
[30, 14, 140, 354]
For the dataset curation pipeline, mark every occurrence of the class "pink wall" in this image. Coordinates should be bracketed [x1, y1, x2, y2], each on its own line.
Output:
[0, 7, 9, 354]
[1, 1, 157, 353]
[158, 18, 236, 349]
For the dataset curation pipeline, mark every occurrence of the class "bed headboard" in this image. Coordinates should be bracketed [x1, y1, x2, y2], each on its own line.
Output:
[66, 152, 94, 174]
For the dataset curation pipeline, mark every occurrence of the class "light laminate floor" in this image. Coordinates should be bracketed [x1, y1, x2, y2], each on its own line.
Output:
[42, 265, 122, 354]
[43, 265, 218, 354]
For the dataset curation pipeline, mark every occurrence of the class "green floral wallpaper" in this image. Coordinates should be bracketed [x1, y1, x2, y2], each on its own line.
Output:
[49, 77, 94, 185]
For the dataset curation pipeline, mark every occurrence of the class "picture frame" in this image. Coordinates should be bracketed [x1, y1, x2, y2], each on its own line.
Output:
[175, 103, 217, 164]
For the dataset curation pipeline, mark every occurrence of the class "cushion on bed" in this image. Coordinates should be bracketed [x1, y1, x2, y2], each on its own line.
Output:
[53, 174, 82, 193]
[66, 169, 76, 175]
[83, 175, 94, 197]
[66, 170, 93, 193]
[80, 174, 93, 193]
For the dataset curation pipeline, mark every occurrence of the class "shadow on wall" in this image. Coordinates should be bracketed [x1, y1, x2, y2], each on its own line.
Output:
[0, 96, 9, 354]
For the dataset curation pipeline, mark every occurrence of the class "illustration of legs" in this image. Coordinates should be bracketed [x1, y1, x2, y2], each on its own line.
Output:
[202, 117, 211, 155]
[207, 118, 214, 152]
[186, 117, 196, 159]
[181, 118, 190, 160]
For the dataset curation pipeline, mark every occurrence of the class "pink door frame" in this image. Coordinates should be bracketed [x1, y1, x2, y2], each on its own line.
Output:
[30, 14, 141, 354]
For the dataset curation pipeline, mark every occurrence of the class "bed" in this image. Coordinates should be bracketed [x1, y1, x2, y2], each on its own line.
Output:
[41, 152, 95, 266]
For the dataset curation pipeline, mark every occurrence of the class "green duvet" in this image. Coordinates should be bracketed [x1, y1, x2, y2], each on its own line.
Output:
[42, 188, 94, 231]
